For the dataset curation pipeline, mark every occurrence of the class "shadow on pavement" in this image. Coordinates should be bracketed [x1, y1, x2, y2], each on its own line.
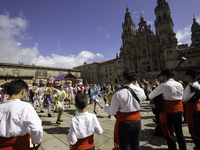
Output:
[43, 126, 70, 135]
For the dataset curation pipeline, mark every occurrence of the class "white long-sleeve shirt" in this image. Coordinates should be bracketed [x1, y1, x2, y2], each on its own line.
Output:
[182, 81, 200, 102]
[104, 83, 146, 116]
[149, 78, 183, 101]
[0, 99, 43, 144]
[67, 111, 103, 145]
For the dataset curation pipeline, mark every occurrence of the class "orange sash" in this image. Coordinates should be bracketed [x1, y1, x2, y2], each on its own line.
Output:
[0, 133, 30, 150]
[185, 101, 200, 139]
[73, 134, 94, 150]
[114, 111, 140, 149]
[159, 100, 183, 139]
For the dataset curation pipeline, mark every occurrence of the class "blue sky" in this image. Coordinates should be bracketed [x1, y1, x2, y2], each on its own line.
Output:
[0, 0, 200, 69]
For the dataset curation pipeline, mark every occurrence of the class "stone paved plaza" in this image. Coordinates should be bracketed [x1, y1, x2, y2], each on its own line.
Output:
[30, 98, 195, 150]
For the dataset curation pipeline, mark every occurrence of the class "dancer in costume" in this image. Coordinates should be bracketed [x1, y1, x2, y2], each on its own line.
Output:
[65, 80, 74, 108]
[76, 79, 84, 93]
[32, 79, 39, 109]
[38, 79, 46, 113]
[53, 80, 61, 113]
[56, 85, 66, 124]
[46, 77, 55, 117]
[92, 84, 103, 114]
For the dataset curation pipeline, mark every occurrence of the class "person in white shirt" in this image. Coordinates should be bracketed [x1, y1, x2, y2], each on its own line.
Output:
[104, 70, 146, 150]
[182, 69, 200, 150]
[0, 79, 43, 150]
[67, 92, 103, 150]
[149, 69, 186, 150]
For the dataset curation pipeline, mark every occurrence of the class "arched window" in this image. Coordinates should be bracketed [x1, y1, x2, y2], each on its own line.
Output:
[158, 16, 161, 22]
[163, 14, 166, 19]
[143, 49, 146, 55]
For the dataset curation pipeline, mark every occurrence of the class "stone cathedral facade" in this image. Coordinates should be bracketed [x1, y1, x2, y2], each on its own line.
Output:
[75, 0, 200, 84]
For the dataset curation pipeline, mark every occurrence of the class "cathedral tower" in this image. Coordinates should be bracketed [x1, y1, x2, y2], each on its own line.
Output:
[191, 15, 200, 46]
[154, 0, 177, 45]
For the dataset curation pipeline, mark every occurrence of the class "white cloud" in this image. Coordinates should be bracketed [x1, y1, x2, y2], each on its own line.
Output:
[32, 51, 103, 68]
[0, 13, 104, 69]
[97, 26, 110, 38]
[176, 15, 200, 45]
[132, 11, 139, 18]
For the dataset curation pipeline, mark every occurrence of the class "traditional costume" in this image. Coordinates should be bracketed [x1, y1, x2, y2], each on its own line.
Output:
[38, 79, 46, 113]
[183, 69, 200, 149]
[45, 77, 55, 117]
[149, 69, 187, 150]
[104, 83, 146, 149]
[67, 112, 103, 150]
[65, 80, 74, 108]
[76, 79, 84, 93]
[0, 99, 43, 149]
[32, 79, 39, 109]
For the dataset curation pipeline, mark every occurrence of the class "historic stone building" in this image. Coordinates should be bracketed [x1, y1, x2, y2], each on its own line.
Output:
[74, 0, 200, 84]
[0, 62, 81, 85]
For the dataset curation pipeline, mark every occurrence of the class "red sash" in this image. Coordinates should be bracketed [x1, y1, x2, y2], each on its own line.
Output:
[73, 134, 94, 150]
[160, 100, 183, 139]
[114, 111, 140, 149]
[185, 101, 200, 139]
[0, 133, 30, 150]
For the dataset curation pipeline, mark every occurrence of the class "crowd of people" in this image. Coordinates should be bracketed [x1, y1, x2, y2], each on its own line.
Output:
[0, 68, 200, 150]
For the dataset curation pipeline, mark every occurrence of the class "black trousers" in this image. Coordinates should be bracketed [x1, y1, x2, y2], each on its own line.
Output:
[166, 112, 187, 150]
[118, 120, 141, 150]
[85, 146, 95, 150]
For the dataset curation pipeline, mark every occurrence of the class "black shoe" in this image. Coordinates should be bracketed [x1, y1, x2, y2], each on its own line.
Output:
[93, 111, 97, 114]
[58, 119, 63, 122]
[101, 107, 103, 109]
[108, 115, 111, 118]
[48, 114, 52, 117]
[56, 121, 61, 124]
[40, 110, 44, 113]
[104, 98, 107, 104]
[54, 111, 57, 113]
[69, 106, 71, 108]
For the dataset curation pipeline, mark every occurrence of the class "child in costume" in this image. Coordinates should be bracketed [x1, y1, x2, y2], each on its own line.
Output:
[38, 79, 46, 113]
[0, 79, 43, 149]
[45, 77, 55, 117]
[55, 84, 66, 124]
[32, 79, 39, 109]
[67, 92, 103, 150]
[65, 80, 74, 108]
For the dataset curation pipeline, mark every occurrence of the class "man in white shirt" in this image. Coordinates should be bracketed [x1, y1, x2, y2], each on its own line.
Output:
[149, 69, 186, 150]
[0, 79, 43, 150]
[104, 70, 146, 150]
[182, 69, 200, 150]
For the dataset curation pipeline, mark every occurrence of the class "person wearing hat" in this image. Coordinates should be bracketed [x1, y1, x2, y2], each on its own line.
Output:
[32, 79, 40, 109]
[38, 79, 46, 113]
[45, 77, 55, 117]
[104, 70, 146, 150]
[65, 80, 74, 108]
[183, 69, 200, 150]
[149, 69, 187, 150]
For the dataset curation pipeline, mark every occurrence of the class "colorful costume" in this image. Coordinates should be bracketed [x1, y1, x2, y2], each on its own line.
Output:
[32, 79, 39, 109]
[56, 89, 66, 110]
[45, 77, 55, 116]
[38, 79, 46, 112]
[65, 80, 74, 105]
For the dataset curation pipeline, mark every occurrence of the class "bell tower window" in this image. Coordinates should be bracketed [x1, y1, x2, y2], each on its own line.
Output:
[158, 16, 161, 22]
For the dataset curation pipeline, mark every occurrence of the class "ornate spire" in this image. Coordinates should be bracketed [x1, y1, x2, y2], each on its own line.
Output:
[140, 12, 144, 22]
